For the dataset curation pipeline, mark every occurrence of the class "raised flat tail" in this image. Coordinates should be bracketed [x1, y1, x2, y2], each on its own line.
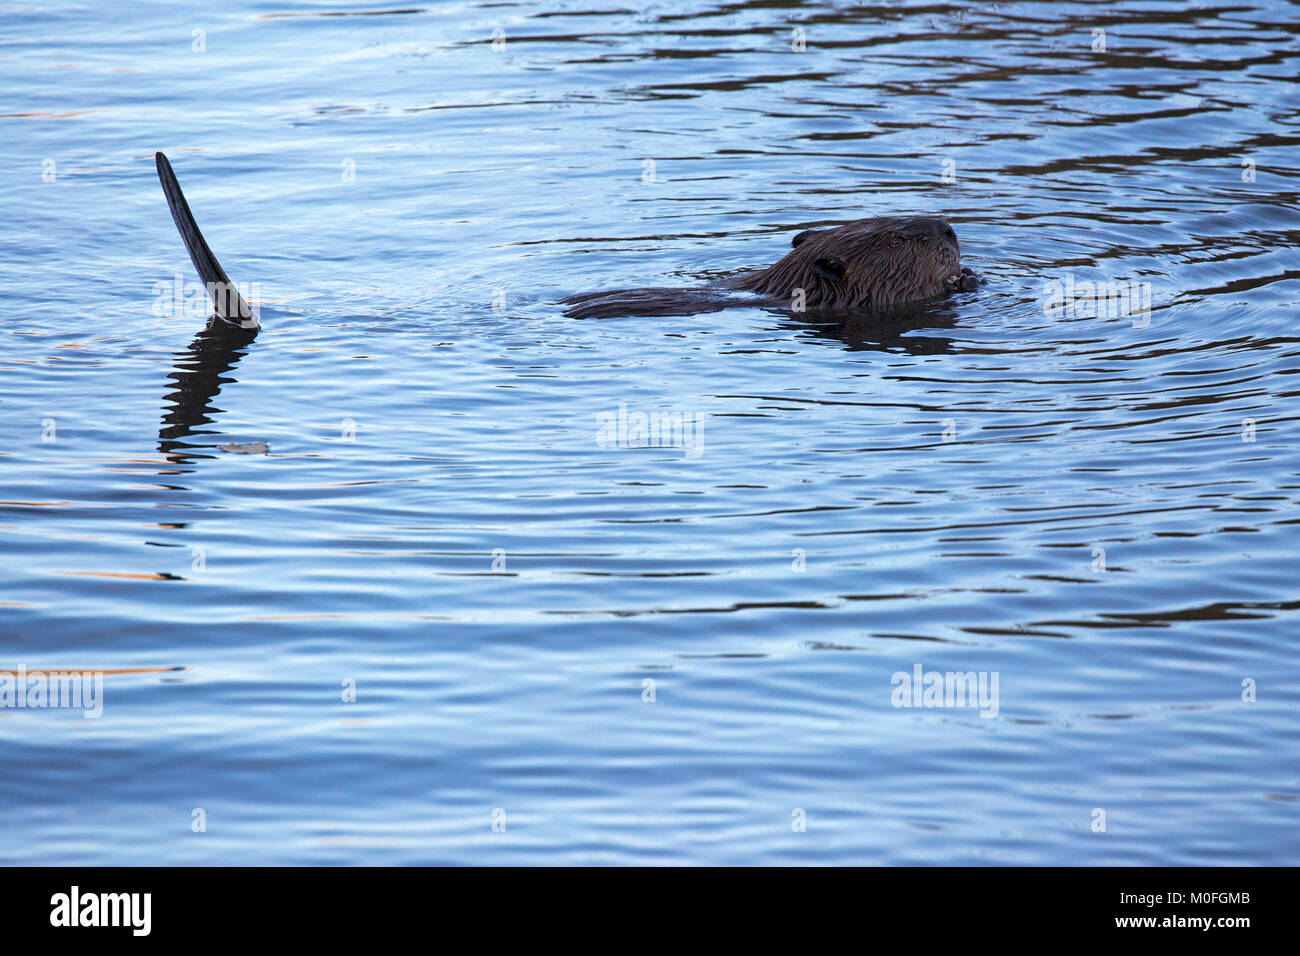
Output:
[155, 152, 258, 329]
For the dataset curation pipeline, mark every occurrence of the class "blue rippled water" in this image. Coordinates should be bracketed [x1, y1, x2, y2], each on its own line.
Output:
[1, 0, 1298, 864]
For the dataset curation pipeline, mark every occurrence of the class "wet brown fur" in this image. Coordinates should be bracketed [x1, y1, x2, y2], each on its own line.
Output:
[562, 216, 968, 319]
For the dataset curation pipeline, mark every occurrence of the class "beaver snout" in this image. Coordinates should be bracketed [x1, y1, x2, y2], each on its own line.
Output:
[901, 218, 963, 290]
[901, 217, 959, 251]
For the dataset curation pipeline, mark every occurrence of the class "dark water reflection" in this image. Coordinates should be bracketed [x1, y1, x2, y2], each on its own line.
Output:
[159, 321, 259, 465]
[0, 0, 1297, 863]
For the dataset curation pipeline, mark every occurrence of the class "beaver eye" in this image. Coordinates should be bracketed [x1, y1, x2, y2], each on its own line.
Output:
[890, 236, 902, 247]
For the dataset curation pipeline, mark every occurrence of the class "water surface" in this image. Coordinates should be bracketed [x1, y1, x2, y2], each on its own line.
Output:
[1, 0, 1298, 864]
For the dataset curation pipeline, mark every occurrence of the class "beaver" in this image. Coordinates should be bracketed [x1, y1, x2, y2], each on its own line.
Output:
[153, 152, 978, 326]
[560, 217, 981, 319]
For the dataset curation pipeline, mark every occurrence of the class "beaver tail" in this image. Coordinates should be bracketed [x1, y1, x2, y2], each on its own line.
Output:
[155, 152, 258, 329]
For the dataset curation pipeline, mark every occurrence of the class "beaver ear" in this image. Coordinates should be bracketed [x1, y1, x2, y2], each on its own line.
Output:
[813, 256, 845, 281]
[792, 229, 821, 248]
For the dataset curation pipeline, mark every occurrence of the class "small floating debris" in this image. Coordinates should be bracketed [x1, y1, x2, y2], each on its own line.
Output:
[218, 441, 269, 454]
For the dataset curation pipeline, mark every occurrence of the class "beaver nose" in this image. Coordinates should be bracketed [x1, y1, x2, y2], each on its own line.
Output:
[906, 219, 958, 245]
[932, 221, 959, 251]
[929, 221, 957, 244]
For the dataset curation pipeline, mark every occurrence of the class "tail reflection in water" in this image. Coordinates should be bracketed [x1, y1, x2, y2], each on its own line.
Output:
[158, 317, 258, 464]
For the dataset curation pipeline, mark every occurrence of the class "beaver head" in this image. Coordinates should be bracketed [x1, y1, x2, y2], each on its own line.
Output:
[735, 216, 963, 312]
